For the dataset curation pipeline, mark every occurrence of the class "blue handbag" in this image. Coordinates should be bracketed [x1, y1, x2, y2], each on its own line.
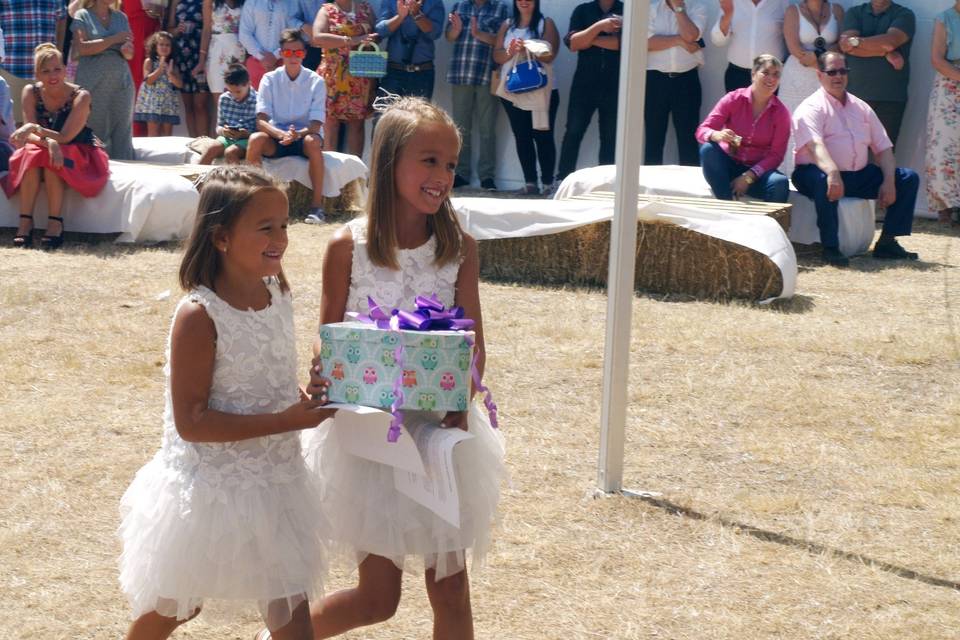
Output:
[505, 50, 547, 94]
[348, 42, 388, 79]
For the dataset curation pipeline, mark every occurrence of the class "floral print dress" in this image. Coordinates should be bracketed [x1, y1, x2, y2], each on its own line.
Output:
[926, 7, 960, 213]
[316, 0, 375, 121]
[206, 1, 246, 93]
[174, 0, 210, 93]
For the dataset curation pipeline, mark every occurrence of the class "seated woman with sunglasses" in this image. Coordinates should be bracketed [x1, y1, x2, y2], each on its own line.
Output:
[246, 29, 329, 222]
[695, 54, 790, 204]
[4, 43, 110, 250]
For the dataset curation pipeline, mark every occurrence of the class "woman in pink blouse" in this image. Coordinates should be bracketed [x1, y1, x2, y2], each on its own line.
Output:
[696, 53, 790, 202]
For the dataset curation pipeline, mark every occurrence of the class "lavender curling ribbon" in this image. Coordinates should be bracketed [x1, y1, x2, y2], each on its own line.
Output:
[354, 295, 499, 441]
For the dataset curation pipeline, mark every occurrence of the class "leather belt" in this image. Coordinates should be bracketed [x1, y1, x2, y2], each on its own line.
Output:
[388, 61, 434, 72]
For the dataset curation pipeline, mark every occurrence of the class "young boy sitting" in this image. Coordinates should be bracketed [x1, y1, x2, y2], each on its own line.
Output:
[198, 64, 259, 165]
[246, 29, 327, 222]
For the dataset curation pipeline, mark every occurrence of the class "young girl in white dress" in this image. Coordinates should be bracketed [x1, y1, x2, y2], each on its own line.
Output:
[118, 165, 333, 640]
[780, 0, 844, 175]
[292, 97, 505, 640]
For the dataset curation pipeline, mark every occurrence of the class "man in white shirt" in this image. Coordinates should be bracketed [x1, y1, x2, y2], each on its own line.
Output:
[239, 0, 311, 89]
[712, 0, 788, 91]
[646, 0, 707, 166]
[247, 29, 328, 221]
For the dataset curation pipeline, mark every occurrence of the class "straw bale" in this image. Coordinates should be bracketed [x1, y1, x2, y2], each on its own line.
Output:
[286, 178, 366, 219]
[478, 218, 784, 300]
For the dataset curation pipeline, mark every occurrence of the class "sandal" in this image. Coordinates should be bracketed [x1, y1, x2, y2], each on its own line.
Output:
[41, 215, 64, 250]
[13, 214, 34, 248]
[253, 629, 271, 640]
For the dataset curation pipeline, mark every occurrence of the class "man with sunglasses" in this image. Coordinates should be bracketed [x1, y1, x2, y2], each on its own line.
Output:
[247, 29, 328, 222]
[790, 51, 919, 267]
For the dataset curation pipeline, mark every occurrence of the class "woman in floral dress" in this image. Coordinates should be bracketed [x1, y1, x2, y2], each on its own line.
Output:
[926, 1, 960, 225]
[197, 0, 246, 102]
[168, 0, 212, 136]
[312, 0, 376, 156]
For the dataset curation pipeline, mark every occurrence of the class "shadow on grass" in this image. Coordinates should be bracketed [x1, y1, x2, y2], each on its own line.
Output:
[618, 491, 960, 592]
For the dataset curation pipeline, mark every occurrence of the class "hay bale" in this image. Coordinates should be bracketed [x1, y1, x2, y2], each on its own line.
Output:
[477, 219, 784, 300]
[286, 178, 366, 220]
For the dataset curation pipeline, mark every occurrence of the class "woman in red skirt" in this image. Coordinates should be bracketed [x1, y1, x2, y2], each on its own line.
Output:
[5, 43, 110, 250]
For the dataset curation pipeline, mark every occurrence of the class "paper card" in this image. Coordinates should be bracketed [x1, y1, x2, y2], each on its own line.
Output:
[330, 405, 426, 475]
[394, 423, 474, 529]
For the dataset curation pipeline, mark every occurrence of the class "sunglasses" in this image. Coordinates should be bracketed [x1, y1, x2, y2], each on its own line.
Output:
[823, 68, 849, 77]
[281, 49, 306, 58]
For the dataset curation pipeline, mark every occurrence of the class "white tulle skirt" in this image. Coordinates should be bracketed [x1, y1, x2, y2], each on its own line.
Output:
[304, 404, 506, 580]
[779, 54, 822, 176]
[118, 451, 329, 629]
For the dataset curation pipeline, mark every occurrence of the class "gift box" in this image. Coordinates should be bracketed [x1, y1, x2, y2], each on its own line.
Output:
[319, 321, 475, 413]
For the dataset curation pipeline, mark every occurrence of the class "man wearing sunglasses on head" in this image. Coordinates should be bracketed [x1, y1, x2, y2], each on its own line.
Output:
[247, 28, 328, 222]
[790, 50, 919, 268]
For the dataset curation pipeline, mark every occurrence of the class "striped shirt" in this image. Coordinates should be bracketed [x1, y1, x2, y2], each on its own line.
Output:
[446, 0, 507, 86]
[0, 0, 67, 80]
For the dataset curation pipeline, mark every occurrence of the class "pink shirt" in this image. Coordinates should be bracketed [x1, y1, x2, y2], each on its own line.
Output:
[695, 87, 791, 177]
[792, 87, 892, 172]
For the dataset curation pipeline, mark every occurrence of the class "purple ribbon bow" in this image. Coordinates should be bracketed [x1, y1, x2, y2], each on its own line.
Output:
[357, 295, 476, 332]
[354, 295, 498, 443]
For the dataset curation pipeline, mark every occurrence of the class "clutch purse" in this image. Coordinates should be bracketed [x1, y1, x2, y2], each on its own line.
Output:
[505, 50, 547, 94]
[348, 42, 388, 79]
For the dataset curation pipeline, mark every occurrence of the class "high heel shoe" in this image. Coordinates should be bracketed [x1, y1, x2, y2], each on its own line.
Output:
[13, 215, 34, 248]
[41, 215, 64, 250]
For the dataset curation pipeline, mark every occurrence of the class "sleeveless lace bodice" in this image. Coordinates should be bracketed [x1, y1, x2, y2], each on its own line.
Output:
[796, 2, 838, 51]
[345, 217, 461, 316]
[158, 280, 304, 489]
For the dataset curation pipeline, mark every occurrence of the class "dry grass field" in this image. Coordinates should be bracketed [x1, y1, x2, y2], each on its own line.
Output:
[2, 218, 959, 639]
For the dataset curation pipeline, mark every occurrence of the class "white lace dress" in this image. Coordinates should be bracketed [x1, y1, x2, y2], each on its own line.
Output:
[780, 2, 839, 175]
[303, 217, 506, 580]
[118, 280, 328, 628]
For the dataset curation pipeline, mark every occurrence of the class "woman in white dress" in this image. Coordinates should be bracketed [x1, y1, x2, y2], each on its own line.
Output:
[196, 0, 246, 100]
[779, 0, 843, 175]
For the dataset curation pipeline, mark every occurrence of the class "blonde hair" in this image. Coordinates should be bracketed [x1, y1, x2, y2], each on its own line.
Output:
[366, 96, 464, 270]
[179, 166, 290, 293]
[33, 43, 63, 78]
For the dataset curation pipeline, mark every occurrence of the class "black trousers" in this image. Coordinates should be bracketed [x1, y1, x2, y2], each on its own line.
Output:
[556, 76, 619, 180]
[644, 68, 702, 166]
[500, 90, 560, 186]
[724, 62, 752, 92]
[867, 100, 907, 147]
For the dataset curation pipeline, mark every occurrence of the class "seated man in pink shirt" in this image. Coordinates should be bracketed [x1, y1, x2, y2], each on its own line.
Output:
[791, 50, 918, 267]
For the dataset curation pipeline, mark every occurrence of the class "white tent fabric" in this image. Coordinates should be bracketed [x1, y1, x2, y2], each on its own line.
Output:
[453, 195, 797, 300]
[133, 136, 368, 198]
[555, 164, 876, 257]
[0, 160, 198, 243]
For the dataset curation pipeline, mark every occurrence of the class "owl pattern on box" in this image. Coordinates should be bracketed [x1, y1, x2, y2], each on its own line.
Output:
[420, 350, 439, 371]
[417, 391, 437, 411]
[439, 371, 456, 391]
[319, 322, 476, 412]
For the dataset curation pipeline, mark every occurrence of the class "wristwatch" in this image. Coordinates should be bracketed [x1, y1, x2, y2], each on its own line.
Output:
[742, 172, 756, 185]
[674, 4, 685, 13]
[848, 36, 861, 48]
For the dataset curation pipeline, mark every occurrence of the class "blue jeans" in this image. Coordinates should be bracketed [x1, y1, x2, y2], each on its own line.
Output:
[699, 142, 790, 203]
[791, 163, 918, 249]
